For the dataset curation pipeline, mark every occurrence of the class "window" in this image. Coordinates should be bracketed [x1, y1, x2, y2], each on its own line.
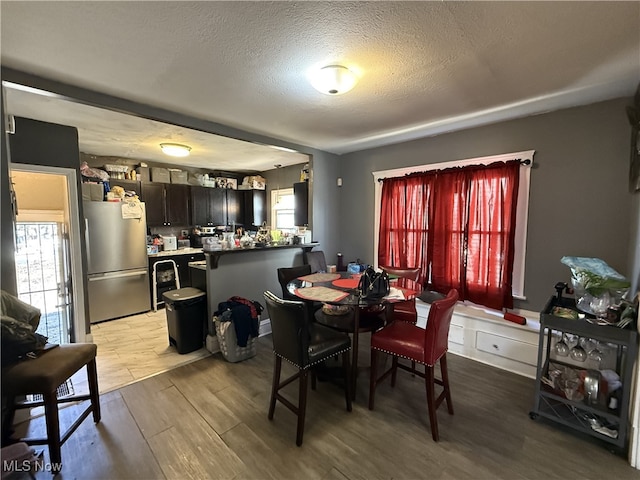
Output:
[271, 188, 295, 231]
[373, 150, 534, 302]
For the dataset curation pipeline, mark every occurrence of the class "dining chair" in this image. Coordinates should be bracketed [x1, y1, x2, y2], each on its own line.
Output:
[314, 304, 385, 400]
[380, 266, 421, 324]
[304, 250, 328, 273]
[368, 288, 458, 441]
[277, 265, 312, 301]
[263, 291, 352, 446]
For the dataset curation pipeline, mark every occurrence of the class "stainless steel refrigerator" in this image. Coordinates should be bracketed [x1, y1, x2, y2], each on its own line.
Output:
[84, 201, 150, 323]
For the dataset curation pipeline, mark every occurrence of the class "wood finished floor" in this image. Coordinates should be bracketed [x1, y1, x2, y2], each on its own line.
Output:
[14, 335, 640, 480]
[90, 309, 211, 393]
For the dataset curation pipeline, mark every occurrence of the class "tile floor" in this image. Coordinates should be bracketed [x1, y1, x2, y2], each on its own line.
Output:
[89, 309, 211, 393]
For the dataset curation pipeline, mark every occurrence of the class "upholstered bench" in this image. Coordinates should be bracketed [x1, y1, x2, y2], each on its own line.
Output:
[1, 343, 100, 473]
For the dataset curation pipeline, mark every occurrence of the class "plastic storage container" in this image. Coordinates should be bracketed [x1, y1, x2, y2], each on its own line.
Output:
[214, 316, 258, 362]
[162, 287, 207, 354]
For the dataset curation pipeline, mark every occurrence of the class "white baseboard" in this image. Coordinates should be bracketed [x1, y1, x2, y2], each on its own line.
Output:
[259, 318, 272, 337]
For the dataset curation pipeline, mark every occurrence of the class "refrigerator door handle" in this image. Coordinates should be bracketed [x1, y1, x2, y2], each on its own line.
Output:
[85, 218, 90, 268]
[88, 270, 148, 281]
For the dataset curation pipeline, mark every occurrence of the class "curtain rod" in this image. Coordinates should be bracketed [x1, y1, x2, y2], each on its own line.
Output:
[376, 158, 531, 182]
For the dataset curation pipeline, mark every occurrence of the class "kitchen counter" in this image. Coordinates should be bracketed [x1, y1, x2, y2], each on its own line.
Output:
[202, 243, 321, 326]
[188, 260, 207, 271]
[205, 242, 319, 269]
[148, 247, 204, 258]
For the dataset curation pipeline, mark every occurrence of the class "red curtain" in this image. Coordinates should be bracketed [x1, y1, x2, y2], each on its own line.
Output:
[378, 160, 520, 311]
[378, 173, 435, 284]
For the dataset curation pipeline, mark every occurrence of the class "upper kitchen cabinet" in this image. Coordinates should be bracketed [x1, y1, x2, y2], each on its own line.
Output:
[294, 181, 309, 227]
[142, 182, 190, 227]
[226, 190, 242, 226]
[190, 186, 227, 226]
[241, 189, 266, 228]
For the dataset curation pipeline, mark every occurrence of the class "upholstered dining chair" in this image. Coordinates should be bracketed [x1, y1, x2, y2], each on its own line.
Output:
[304, 250, 328, 273]
[263, 291, 352, 446]
[277, 265, 312, 301]
[380, 266, 421, 324]
[368, 289, 458, 441]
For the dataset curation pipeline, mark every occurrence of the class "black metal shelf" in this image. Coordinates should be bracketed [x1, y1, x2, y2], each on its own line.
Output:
[530, 295, 638, 451]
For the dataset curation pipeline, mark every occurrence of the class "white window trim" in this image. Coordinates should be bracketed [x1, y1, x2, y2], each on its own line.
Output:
[270, 187, 295, 230]
[372, 149, 534, 300]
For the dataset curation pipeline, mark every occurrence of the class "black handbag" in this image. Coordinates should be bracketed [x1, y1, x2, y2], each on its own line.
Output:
[358, 267, 390, 299]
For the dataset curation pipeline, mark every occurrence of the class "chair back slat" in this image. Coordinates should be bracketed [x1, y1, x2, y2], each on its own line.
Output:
[423, 289, 458, 365]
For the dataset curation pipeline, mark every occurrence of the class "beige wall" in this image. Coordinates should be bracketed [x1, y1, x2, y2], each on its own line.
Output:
[11, 171, 67, 221]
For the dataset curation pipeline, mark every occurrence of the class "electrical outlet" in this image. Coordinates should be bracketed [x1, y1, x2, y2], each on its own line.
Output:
[181, 229, 189, 237]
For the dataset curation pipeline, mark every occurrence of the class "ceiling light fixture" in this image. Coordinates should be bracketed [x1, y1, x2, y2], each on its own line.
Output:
[160, 143, 191, 157]
[309, 65, 358, 95]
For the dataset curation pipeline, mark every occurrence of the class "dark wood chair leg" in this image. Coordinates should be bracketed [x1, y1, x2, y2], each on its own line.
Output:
[390, 356, 399, 387]
[411, 360, 417, 376]
[342, 352, 352, 412]
[440, 354, 454, 415]
[369, 349, 378, 410]
[87, 358, 101, 423]
[268, 355, 281, 420]
[351, 310, 361, 401]
[43, 390, 62, 470]
[425, 365, 439, 442]
[310, 370, 317, 391]
[296, 369, 309, 446]
[1, 396, 17, 444]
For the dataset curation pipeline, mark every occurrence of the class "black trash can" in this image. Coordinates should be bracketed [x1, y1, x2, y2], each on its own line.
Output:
[162, 287, 207, 354]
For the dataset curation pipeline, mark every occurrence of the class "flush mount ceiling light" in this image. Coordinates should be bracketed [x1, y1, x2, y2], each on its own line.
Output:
[309, 65, 358, 95]
[160, 143, 191, 157]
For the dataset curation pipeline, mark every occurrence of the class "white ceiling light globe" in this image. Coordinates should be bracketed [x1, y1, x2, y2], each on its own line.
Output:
[309, 65, 358, 95]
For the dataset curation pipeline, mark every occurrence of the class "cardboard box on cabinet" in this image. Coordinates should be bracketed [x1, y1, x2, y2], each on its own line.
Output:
[214, 177, 238, 189]
[170, 170, 188, 184]
[150, 167, 170, 183]
[241, 175, 266, 190]
[82, 183, 104, 201]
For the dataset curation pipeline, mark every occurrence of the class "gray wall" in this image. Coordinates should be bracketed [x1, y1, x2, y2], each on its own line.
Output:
[337, 98, 636, 312]
[5, 117, 91, 333]
[1, 94, 17, 295]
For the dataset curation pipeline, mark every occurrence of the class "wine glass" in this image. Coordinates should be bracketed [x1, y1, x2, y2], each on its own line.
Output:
[564, 333, 579, 350]
[554, 333, 569, 357]
[579, 337, 597, 354]
[587, 341, 604, 369]
[570, 343, 587, 362]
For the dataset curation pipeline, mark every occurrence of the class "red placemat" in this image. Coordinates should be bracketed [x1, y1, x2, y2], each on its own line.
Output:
[295, 286, 349, 302]
[298, 273, 341, 283]
[332, 278, 359, 289]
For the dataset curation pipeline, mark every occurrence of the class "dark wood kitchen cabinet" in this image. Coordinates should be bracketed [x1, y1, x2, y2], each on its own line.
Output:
[190, 186, 227, 226]
[142, 182, 190, 227]
[241, 189, 266, 228]
[294, 181, 309, 227]
[226, 190, 242, 226]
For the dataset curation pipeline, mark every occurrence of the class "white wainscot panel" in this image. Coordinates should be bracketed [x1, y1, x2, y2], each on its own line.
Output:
[475, 331, 538, 366]
[416, 299, 540, 378]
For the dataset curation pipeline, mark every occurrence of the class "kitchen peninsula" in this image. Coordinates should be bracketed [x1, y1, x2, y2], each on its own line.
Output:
[194, 243, 319, 326]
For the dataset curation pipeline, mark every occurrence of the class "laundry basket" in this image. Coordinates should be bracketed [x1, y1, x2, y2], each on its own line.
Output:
[214, 316, 257, 363]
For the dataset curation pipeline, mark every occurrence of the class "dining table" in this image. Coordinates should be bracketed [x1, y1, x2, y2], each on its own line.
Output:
[286, 270, 421, 399]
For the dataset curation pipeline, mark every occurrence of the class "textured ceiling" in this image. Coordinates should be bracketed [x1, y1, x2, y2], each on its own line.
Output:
[1, 1, 639, 169]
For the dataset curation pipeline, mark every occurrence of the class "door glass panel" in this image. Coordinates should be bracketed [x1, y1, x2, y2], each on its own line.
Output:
[14, 221, 70, 344]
